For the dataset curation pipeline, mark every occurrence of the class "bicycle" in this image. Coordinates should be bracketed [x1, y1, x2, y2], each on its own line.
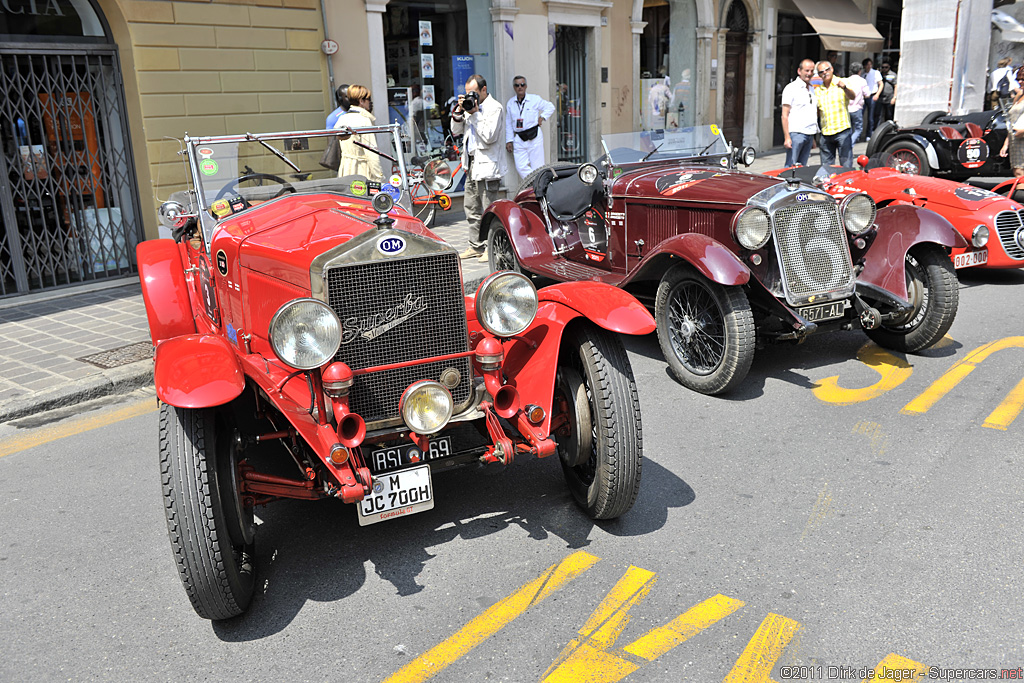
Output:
[408, 137, 463, 227]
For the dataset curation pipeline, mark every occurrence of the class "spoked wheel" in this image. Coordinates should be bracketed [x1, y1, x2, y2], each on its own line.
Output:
[160, 403, 255, 620]
[410, 181, 437, 227]
[882, 141, 931, 176]
[487, 225, 523, 273]
[865, 244, 959, 353]
[552, 324, 642, 520]
[655, 266, 755, 395]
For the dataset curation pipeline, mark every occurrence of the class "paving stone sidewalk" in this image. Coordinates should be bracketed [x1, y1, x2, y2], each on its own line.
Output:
[0, 143, 865, 422]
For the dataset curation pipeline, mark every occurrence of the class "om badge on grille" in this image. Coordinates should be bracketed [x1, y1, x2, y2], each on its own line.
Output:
[377, 235, 407, 256]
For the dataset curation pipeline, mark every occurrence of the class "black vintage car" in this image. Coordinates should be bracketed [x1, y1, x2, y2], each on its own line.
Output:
[868, 109, 1010, 179]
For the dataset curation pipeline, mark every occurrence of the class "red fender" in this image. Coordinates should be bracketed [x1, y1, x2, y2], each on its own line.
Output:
[482, 199, 551, 265]
[537, 281, 655, 335]
[861, 204, 967, 300]
[137, 239, 196, 345]
[154, 334, 245, 408]
[629, 232, 751, 286]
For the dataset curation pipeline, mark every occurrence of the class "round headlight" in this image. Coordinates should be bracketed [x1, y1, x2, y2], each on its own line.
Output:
[841, 192, 876, 234]
[400, 380, 453, 434]
[578, 163, 599, 184]
[732, 207, 771, 250]
[475, 272, 538, 337]
[424, 158, 453, 192]
[742, 146, 756, 166]
[971, 224, 989, 248]
[269, 298, 342, 370]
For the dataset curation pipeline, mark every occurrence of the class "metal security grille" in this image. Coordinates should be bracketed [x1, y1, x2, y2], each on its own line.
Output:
[772, 203, 854, 303]
[994, 210, 1024, 260]
[555, 26, 587, 164]
[325, 252, 471, 425]
[0, 46, 142, 297]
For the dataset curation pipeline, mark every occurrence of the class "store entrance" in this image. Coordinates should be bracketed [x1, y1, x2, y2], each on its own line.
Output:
[555, 25, 588, 164]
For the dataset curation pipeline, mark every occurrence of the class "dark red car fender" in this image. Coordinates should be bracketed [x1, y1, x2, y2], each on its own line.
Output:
[629, 233, 751, 286]
[154, 334, 245, 408]
[861, 204, 967, 300]
[537, 281, 656, 335]
[482, 199, 549, 263]
[137, 239, 196, 345]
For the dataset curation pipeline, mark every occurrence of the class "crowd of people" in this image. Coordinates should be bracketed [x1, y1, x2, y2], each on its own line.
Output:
[779, 56, 897, 168]
[991, 57, 1024, 178]
[325, 75, 557, 263]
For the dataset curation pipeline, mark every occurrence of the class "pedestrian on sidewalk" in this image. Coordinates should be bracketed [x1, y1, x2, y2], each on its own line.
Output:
[451, 74, 506, 262]
[862, 58, 881, 140]
[872, 62, 897, 128]
[813, 60, 856, 167]
[326, 83, 350, 129]
[999, 94, 1024, 177]
[989, 57, 1020, 113]
[846, 64, 870, 143]
[334, 84, 383, 181]
[505, 76, 555, 180]
[780, 58, 818, 167]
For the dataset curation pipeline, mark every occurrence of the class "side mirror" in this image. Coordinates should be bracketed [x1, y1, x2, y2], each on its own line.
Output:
[158, 200, 197, 229]
[741, 146, 756, 166]
[423, 158, 454, 192]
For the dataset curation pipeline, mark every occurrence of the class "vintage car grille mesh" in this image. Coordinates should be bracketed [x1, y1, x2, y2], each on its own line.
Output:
[772, 203, 854, 301]
[994, 210, 1024, 260]
[325, 253, 471, 424]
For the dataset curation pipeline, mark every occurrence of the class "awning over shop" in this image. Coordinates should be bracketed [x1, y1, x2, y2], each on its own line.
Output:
[790, 0, 885, 52]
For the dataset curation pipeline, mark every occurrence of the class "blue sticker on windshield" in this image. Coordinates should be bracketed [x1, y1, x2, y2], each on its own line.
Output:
[380, 184, 402, 202]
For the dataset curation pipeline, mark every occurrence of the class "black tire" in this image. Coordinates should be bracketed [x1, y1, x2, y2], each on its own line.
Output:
[865, 244, 959, 353]
[882, 140, 931, 176]
[487, 223, 524, 274]
[554, 324, 642, 520]
[410, 183, 436, 227]
[160, 403, 255, 620]
[921, 110, 947, 125]
[516, 161, 579, 196]
[655, 266, 755, 395]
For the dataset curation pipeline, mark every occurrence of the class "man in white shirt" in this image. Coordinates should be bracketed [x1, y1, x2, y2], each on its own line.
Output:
[989, 57, 1020, 111]
[505, 76, 556, 179]
[451, 74, 506, 260]
[845, 64, 870, 143]
[780, 59, 818, 167]
[862, 58, 881, 140]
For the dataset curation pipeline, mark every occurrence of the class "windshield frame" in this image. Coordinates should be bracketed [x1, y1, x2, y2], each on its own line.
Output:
[601, 125, 732, 166]
[181, 124, 409, 254]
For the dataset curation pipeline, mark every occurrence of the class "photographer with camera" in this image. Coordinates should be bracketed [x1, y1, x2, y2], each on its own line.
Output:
[451, 74, 506, 261]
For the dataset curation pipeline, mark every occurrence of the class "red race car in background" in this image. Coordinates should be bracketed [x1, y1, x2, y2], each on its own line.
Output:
[766, 158, 1024, 271]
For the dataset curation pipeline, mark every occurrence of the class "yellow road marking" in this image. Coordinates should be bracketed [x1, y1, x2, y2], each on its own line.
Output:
[624, 593, 745, 661]
[723, 613, 802, 683]
[813, 343, 913, 405]
[851, 421, 889, 456]
[799, 483, 834, 543]
[860, 653, 930, 682]
[903, 336, 1024, 417]
[0, 399, 157, 459]
[543, 566, 657, 682]
[384, 550, 600, 683]
[983, 376, 1024, 430]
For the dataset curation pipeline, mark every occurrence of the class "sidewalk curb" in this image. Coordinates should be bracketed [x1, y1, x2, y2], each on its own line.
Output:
[0, 361, 154, 423]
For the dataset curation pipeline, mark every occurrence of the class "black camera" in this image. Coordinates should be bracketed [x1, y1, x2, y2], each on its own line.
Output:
[461, 91, 479, 112]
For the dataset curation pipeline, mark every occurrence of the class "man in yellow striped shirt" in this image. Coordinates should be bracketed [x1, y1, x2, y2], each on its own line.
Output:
[813, 61, 856, 167]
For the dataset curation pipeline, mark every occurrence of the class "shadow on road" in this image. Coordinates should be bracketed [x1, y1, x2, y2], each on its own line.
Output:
[212, 453, 694, 641]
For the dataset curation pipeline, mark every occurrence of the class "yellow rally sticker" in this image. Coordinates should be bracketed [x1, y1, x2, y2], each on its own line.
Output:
[710, 125, 720, 136]
[211, 199, 232, 217]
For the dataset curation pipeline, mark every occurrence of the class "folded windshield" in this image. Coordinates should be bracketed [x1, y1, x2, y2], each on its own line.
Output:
[601, 126, 730, 165]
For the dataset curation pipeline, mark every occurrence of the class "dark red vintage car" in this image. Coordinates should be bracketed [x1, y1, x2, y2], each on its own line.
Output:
[765, 159, 1024, 271]
[139, 125, 654, 620]
[481, 127, 966, 395]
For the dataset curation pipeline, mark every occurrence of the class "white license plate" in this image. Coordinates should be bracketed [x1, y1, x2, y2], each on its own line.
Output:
[797, 300, 848, 323]
[954, 249, 988, 269]
[357, 464, 434, 526]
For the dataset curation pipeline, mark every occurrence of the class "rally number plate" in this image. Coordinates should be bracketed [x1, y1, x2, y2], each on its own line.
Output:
[368, 436, 454, 474]
[357, 464, 434, 526]
[797, 300, 848, 323]
[953, 249, 988, 269]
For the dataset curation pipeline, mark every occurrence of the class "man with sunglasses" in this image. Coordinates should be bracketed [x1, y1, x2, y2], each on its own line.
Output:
[781, 59, 818, 167]
[505, 76, 556, 179]
[813, 60, 856, 167]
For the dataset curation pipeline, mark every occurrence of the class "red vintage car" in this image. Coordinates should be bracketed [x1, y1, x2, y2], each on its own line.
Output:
[481, 127, 966, 395]
[139, 125, 654, 620]
[764, 159, 1024, 271]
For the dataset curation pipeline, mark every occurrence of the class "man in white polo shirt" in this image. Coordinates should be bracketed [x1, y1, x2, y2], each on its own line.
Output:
[505, 75, 556, 179]
[781, 59, 818, 167]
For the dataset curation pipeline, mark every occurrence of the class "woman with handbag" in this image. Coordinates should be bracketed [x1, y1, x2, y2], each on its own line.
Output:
[333, 84, 384, 181]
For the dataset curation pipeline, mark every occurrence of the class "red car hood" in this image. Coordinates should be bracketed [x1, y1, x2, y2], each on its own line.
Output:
[223, 195, 439, 289]
[614, 164, 782, 206]
[834, 169, 1014, 212]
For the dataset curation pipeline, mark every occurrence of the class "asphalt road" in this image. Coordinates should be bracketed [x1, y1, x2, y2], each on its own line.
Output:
[1, 267, 1023, 683]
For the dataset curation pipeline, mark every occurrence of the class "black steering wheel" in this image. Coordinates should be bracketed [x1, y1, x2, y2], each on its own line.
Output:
[214, 172, 297, 202]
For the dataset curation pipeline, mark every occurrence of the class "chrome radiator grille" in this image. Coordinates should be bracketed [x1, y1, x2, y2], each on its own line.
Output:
[325, 252, 471, 425]
[772, 202, 854, 303]
[994, 210, 1024, 260]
